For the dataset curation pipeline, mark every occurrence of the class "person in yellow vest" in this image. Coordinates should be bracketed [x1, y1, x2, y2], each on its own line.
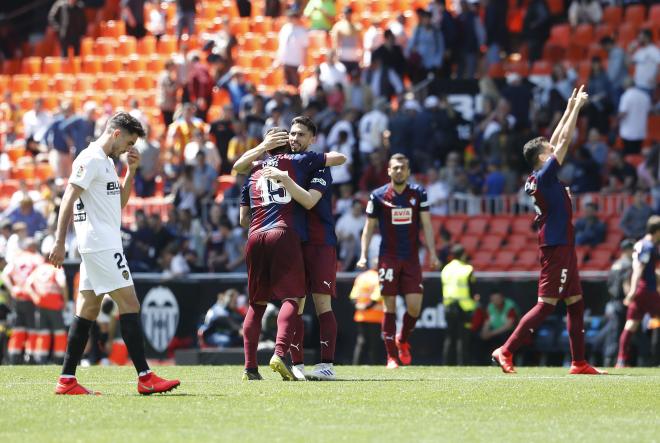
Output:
[24, 255, 68, 364]
[350, 259, 385, 365]
[441, 244, 476, 365]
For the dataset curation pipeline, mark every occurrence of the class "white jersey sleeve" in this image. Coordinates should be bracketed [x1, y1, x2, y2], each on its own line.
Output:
[70, 155, 100, 190]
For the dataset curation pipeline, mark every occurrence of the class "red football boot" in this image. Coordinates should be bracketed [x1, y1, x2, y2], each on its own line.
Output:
[386, 357, 399, 369]
[138, 372, 181, 395]
[491, 347, 517, 374]
[569, 361, 608, 375]
[396, 337, 412, 366]
[55, 377, 101, 395]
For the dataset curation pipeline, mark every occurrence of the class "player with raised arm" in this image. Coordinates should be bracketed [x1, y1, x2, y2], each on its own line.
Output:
[235, 124, 346, 381]
[491, 85, 606, 375]
[616, 216, 660, 367]
[260, 116, 340, 381]
[49, 112, 181, 394]
[356, 153, 440, 369]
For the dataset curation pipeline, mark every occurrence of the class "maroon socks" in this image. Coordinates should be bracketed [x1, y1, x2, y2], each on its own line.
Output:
[566, 298, 586, 363]
[290, 314, 305, 365]
[275, 300, 299, 358]
[382, 312, 398, 359]
[399, 312, 418, 343]
[503, 302, 555, 353]
[318, 311, 337, 363]
[243, 304, 266, 369]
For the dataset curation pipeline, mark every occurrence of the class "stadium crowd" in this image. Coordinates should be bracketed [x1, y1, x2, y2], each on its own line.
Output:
[0, 0, 658, 365]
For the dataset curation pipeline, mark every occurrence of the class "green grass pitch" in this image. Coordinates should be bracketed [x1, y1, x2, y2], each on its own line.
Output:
[1, 366, 659, 442]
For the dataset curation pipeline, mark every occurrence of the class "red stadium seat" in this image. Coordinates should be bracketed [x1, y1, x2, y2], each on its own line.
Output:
[470, 251, 494, 268]
[567, 44, 587, 65]
[465, 217, 489, 236]
[489, 217, 511, 236]
[511, 216, 535, 236]
[516, 250, 538, 267]
[650, 4, 660, 25]
[617, 23, 637, 48]
[458, 235, 480, 255]
[542, 43, 566, 64]
[602, 6, 623, 28]
[594, 24, 614, 42]
[20, 57, 42, 75]
[531, 60, 552, 76]
[549, 24, 571, 47]
[443, 217, 466, 238]
[624, 4, 647, 28]
[493, 251, 517, 267]
[574, 24, 594, 45]
[504, 234, 528, 252]
[575, 246, 589, 265]
[480, 235, 502, 252]
[648, 115, 660, 142]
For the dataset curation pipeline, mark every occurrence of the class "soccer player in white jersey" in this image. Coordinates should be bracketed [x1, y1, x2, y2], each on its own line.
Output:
[49, 112, 180, 395]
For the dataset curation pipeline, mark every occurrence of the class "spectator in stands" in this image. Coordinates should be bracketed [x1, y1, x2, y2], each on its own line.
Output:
[600, 36, 626, 101]
[426, 167, 451, 215]
[304, 0, 336, 32]
[157, 60, 179, 127]
[483, 160, 506, 197]
[575, 202, 606, 246]
[48, 0, 87, 57]
[265, 0, 281, 17]
[522, 0, 550, 62]
[226, 120, 258, 167]
[0, 220, 11, 257]
[22, 98, 52, 145]
[620, 189, 653, 240]
[361, 56, 404, 100]
[456, 0, 484, 79]
[6, 197, 46, 237]
[388, 13, 408, 48]
[224, 224, 247, 272]
[430, 0, 457, 77]
[146, 0, 167, 40]
[205, 205, 229, 272]
[584, 128, 609, 171]
[362, 16, 383, 68]
[407, 9, 444, 83]
[121, 0, 147, 39]
[329, 130, 353, 187]
[479, 291, 519, 354]
[148, 213, 176, 260]
[134, 125, 160, 198]
[184, 129, 221, 171]
[502, 73, 532, 131]
[166, 103, 206, 165]
[172, 166, 199, 216]
[484, 0, 507, 67]
[277, 8, 309, 88]
[244, 96, 266, 141]
[192, 151, 218, 209]
[187, 53, 214, 121]
[198, 290, 243, 348]
[629, 29, 660, 95]
[440, 151, 464, 192]
[126, 210, 155, 272]
[601, 239, 634, 366]
[300, 67, 322, 107]
[336, 199, 366, 270]
[567, 147, 602, 194]
[358, 149, 388, 194]
[236, 0, 251, 17]
[586, 57, 613, 134]
[606, 150, 637, 193]
[209, 105, 236, 174]
[568, 0, 602, 26]
[44, 101, 74, 179]
[330, 7, 362, 73]
[358, 100, 388, 161]
[319, 50, 349, 91]
[372, 29, 407, 80]
[175, 0, 197, 42]
[160, 242, 191, 277]
[4, 222, 28, 264]
[617, 78, 652, 155]
[179, 208, 206, 261]
[345, 69, 373, 113]
[62, 100, 98, 158]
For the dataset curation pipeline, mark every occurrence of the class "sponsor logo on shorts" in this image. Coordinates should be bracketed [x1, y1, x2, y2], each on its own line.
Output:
[122, 270, 130, 280]
[391, 208, 412, 225]
[323, 280, 332, 288]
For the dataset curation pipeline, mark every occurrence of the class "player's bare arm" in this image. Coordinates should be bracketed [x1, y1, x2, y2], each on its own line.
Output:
[420, 211, 440, 270]
[262, 166, 323, 209]
[554, 84, 588, 165]
[120, 147, 140, 208]
[624, 256, 643, 306]
[239, 205, 251, 229]
[356, 217, 377, 270]
[232, 131, 289, 174]
[325, 151, 347, 166]
[48, 183, 84, 268]
[549, 88, 577, 147]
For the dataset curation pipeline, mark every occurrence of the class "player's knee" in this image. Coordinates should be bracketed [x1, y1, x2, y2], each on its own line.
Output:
[383, 297, 396, 312]
[312, 294, 332, 315]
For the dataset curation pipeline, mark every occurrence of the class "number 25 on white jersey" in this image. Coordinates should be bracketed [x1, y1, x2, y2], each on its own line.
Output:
[256, 176, 291, 206]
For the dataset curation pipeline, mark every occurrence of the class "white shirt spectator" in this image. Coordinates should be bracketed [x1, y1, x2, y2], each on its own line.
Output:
[388, 19, 407, 48]
[618, 86, 652, 141]
[358, 108, 388, 155]
[169, 253, 190, 277]
[319, 61, 348, 91]
[632, 44, 660, 90]
[277, 23, 309, 67]
[329, 140, 353, 185]
[362, 24, 383, 67]
[326, 119, 355, 149]
[336, 211, 365, 244]
[184, 140, 221, 171]
[22, 108, 52, 143]
[427, 179, 451, 215]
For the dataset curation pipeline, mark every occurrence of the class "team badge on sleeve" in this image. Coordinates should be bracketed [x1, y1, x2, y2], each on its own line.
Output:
[76, 164, 85, 178]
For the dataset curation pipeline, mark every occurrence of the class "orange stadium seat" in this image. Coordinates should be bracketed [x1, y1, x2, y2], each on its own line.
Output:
[117, 36, 138, 56]
[458, 235, 480, 255]
[602, 6, 623, 28]
[491, 251, 516, 271]
[30, 76, 49, 93]
[542, 43, 566, 64]
[94, 75, 114, 91]
[549, 24, 571, 47]
[114, 74, 135, 91]
[504, 234, 528, 252]
[574, 24, 594, 46]
[11, 75, 30, 93]
[35, 163, 53, 181]
[516, 250, 538, 268]
[531, 60, 552, 76]
[489, 217, 511, 236]
[648, 115, 660, 142]
[94, 38, 117, 56]
[547, 0, 563, 15]
[20, 57, 42, 75]
[594, 24, 613, 42]
[567, 44, 587, 65]
[650, 4, 660, 25]
[53, 75, 75, 93]
[1, 59, 20, 75]
[251, 16, 273, 34]
[126, 55, 147, 72]
[157, 36, 178, 55]
[480, 235, 502, 252]
[100, 20, 126, 38]
[102, 57, 123, 73]
[443, 218, 465, 238]
[488, 63, 505, 78]
[137, 36, 157, 55]
[231, 18, 251, 35]
[624, 4, 647, 28]
[575, 246, 589, 265]
[471, 251, 494, 269]
[617, 23, 637, 48]
[465, 217, 489, 236]
[135, 74, 156, 90]
[147, 55, 166, 72]
[42, 57, 63, 75]
[511, 216, 535, 236]
[82, 56, 103, 74]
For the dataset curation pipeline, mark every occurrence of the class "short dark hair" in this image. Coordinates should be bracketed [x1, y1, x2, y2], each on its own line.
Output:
[291, 116, 317, 136]
[523, 137, 548, 168]
[265, 126, 288, 136]
[647, 215, 660, 235]
[106, 111, 145, 138]
[640, 29, 652, 40]
[600, 36, 613, 46]
[452, 244, 465, 259]
[389, 153, 409, 166]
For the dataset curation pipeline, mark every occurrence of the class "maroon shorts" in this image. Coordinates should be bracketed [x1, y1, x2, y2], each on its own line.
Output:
[377, 255, 423, 296]
[245, 228, 305, 304]
[626, 289, 660, 321]
[302, 243, 337, 297]
[538, 245, 582, 299]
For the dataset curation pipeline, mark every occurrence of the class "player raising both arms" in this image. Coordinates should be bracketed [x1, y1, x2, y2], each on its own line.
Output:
[261, 117, 340, 381]
[234, 122, 346, 381]
[616, 216, 660, 367]
[357, 153, 440, 369]
[49, 112, 181, 394]
[491, 86, 606, 375]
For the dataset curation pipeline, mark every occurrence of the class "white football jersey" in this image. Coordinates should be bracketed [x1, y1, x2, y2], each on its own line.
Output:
[69, 144, 123, 254]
